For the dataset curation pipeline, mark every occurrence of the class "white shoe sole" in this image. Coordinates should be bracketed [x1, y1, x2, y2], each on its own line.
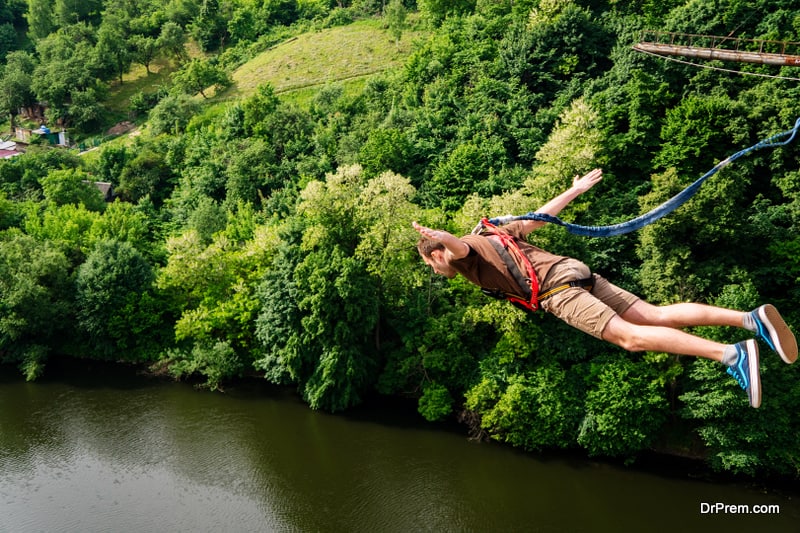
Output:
[745, 339, 761, 409]
[758, 304, 798, 364]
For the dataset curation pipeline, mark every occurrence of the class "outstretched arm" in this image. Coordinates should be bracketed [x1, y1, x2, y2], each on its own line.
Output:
[412, 221, 470, 260]
[519, 168, 603, 234]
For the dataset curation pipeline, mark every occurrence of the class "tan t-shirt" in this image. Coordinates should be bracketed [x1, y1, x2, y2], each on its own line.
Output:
[450, 222, 567, 297]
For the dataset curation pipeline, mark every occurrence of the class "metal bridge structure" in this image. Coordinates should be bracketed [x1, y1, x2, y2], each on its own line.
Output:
[634, 30, 800, 67]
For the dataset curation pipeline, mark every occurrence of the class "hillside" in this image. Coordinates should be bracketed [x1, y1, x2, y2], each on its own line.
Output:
[100, 18, 426, 134]
[96, 18, 425, 143]
[222, 18, 427, 100]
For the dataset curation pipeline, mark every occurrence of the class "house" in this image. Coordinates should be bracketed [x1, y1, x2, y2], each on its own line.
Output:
[82, 180, 116, 202]
[14, 126, 69, 146]
[0, 140, 23, 159]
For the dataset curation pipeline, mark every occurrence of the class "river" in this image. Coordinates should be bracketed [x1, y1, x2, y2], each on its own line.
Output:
[1, 360, 798, 533]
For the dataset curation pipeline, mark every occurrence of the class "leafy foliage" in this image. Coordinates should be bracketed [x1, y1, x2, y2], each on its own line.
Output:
[0, 232, 72, 379]
[171, 57, 232, 98]
[465, 364, 584, 451]
[577, 357, 669, 458]
[76, 238, 162, 360]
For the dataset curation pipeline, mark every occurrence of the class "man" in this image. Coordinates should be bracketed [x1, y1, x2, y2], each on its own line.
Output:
[413, 168, 797, 408]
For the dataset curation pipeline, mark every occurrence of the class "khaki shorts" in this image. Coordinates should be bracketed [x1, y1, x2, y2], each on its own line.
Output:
[539, 258, 640, 339]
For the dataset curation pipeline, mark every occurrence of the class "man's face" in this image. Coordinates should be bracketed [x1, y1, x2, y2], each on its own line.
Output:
[422, 249, 457, 278]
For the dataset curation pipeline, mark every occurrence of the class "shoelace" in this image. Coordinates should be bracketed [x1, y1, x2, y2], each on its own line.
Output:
[726, 366, 747, 389]
[754, 320, 776, 352]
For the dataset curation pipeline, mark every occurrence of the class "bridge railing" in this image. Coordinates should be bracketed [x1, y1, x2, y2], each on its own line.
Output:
[639, 30, 800, 57]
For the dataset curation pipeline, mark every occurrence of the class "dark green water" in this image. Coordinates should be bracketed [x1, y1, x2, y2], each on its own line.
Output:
[1, 362, 798, 533]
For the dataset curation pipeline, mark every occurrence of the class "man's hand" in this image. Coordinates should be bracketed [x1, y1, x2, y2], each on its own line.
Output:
[412, 221, 449, 243]
[518, 168, 604, 235]
[412, 222, 470, 260]
[572, 168, 603, 194]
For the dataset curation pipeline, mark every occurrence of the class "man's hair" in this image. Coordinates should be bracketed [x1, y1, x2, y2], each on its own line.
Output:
[416, 237, 444, 258]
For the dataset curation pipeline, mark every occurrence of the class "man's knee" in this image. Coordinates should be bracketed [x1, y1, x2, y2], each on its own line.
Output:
[602, 316, 645, 352]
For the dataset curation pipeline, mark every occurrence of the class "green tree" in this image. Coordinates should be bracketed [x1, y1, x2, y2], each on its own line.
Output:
[0, 232, 73, 379]
[577, 357, 669, 458]
[31, 24, 106, 127]
[418, 0, 476, 26]
[0, 23, 15, 59]
[0, 51, 35, 129]
[87, 200, 155, 259]
[227, 5, 257, 44]
[23, 202, 101, 261]
[130, 34, 159, 74]
[465, 364, 584, 449]
[296, 0, 329, 20]
[384, 0, 407, 44]
[189, 0, 227, 51]
[499, 2, 613, 98]
[639, 95, 751, 303]
[1, 0, 26, 28]
[428, 138, 507, 210]
[171, 57, 231, 98]
[158, 21, 188, 63]
[0, 191, 19, 229]
[76, 239, 160, 359]
[147, 93, 201, 135]
[95, 13, 132, 84]
[40, 168, 106, 212]
[255, 231, 304, 385]
[256, 167, 426, 412]
[156, 219, 278, 387]
[0, 146, 81, 199]
[223, 138, 279, 205]
[256, 166, 386, 411]
[117, 140, 177, 205]
[358, 128, 412, 178]
[186, 196, 225, 244]
[163, 340, 242, 391]
[241, 84, 279, 136]
[25, 0, 54, 40]
[54, 0, 102, 26]
[264, 0, 299, 26]
[679, 279, 800, 476]
[67, 86, 107, 132]
[91, 145, 128, 185]
[164, 0, 199, 27]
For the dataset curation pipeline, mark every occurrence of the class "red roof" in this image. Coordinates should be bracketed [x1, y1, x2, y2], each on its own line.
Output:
[0, 149, 23, 159]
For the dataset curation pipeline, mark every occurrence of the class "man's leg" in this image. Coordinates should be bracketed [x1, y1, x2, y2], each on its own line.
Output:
[601, 312, 728, 360]
[619, 300, 797, 363]
[540, 271, 766, 407]
[618, 300, 745, 330]
[601, 313, 761, 407]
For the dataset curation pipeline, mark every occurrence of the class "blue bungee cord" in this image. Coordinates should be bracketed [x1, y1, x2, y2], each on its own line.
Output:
[483, 117, 800, 237]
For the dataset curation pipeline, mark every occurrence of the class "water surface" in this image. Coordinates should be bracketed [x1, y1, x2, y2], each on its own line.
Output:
[1, 362, 798, 532]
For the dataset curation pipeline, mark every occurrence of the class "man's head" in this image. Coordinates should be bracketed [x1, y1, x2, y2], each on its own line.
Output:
[416, 237, 457, 278]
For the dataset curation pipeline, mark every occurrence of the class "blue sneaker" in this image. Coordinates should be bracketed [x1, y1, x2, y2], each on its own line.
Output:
[727, 340, 761, 408]
[751, 304, 797, 364]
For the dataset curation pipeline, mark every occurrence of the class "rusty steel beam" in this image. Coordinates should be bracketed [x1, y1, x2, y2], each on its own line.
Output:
[634, 42, 800, 66]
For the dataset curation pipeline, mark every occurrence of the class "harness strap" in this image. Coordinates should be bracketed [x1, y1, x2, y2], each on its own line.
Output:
[478, 218, 540, 311]
[484, 237, 531, 300]
[537, 277, 595, 302]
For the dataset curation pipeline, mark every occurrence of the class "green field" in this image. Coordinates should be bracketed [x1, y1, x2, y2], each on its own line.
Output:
[222, 18, 425, 101]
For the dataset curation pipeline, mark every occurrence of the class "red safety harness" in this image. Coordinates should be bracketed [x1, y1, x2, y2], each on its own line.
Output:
[476, 218, 540, 312]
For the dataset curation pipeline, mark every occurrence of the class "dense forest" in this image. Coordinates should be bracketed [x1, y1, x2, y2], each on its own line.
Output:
[2, 0, 800, 479]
